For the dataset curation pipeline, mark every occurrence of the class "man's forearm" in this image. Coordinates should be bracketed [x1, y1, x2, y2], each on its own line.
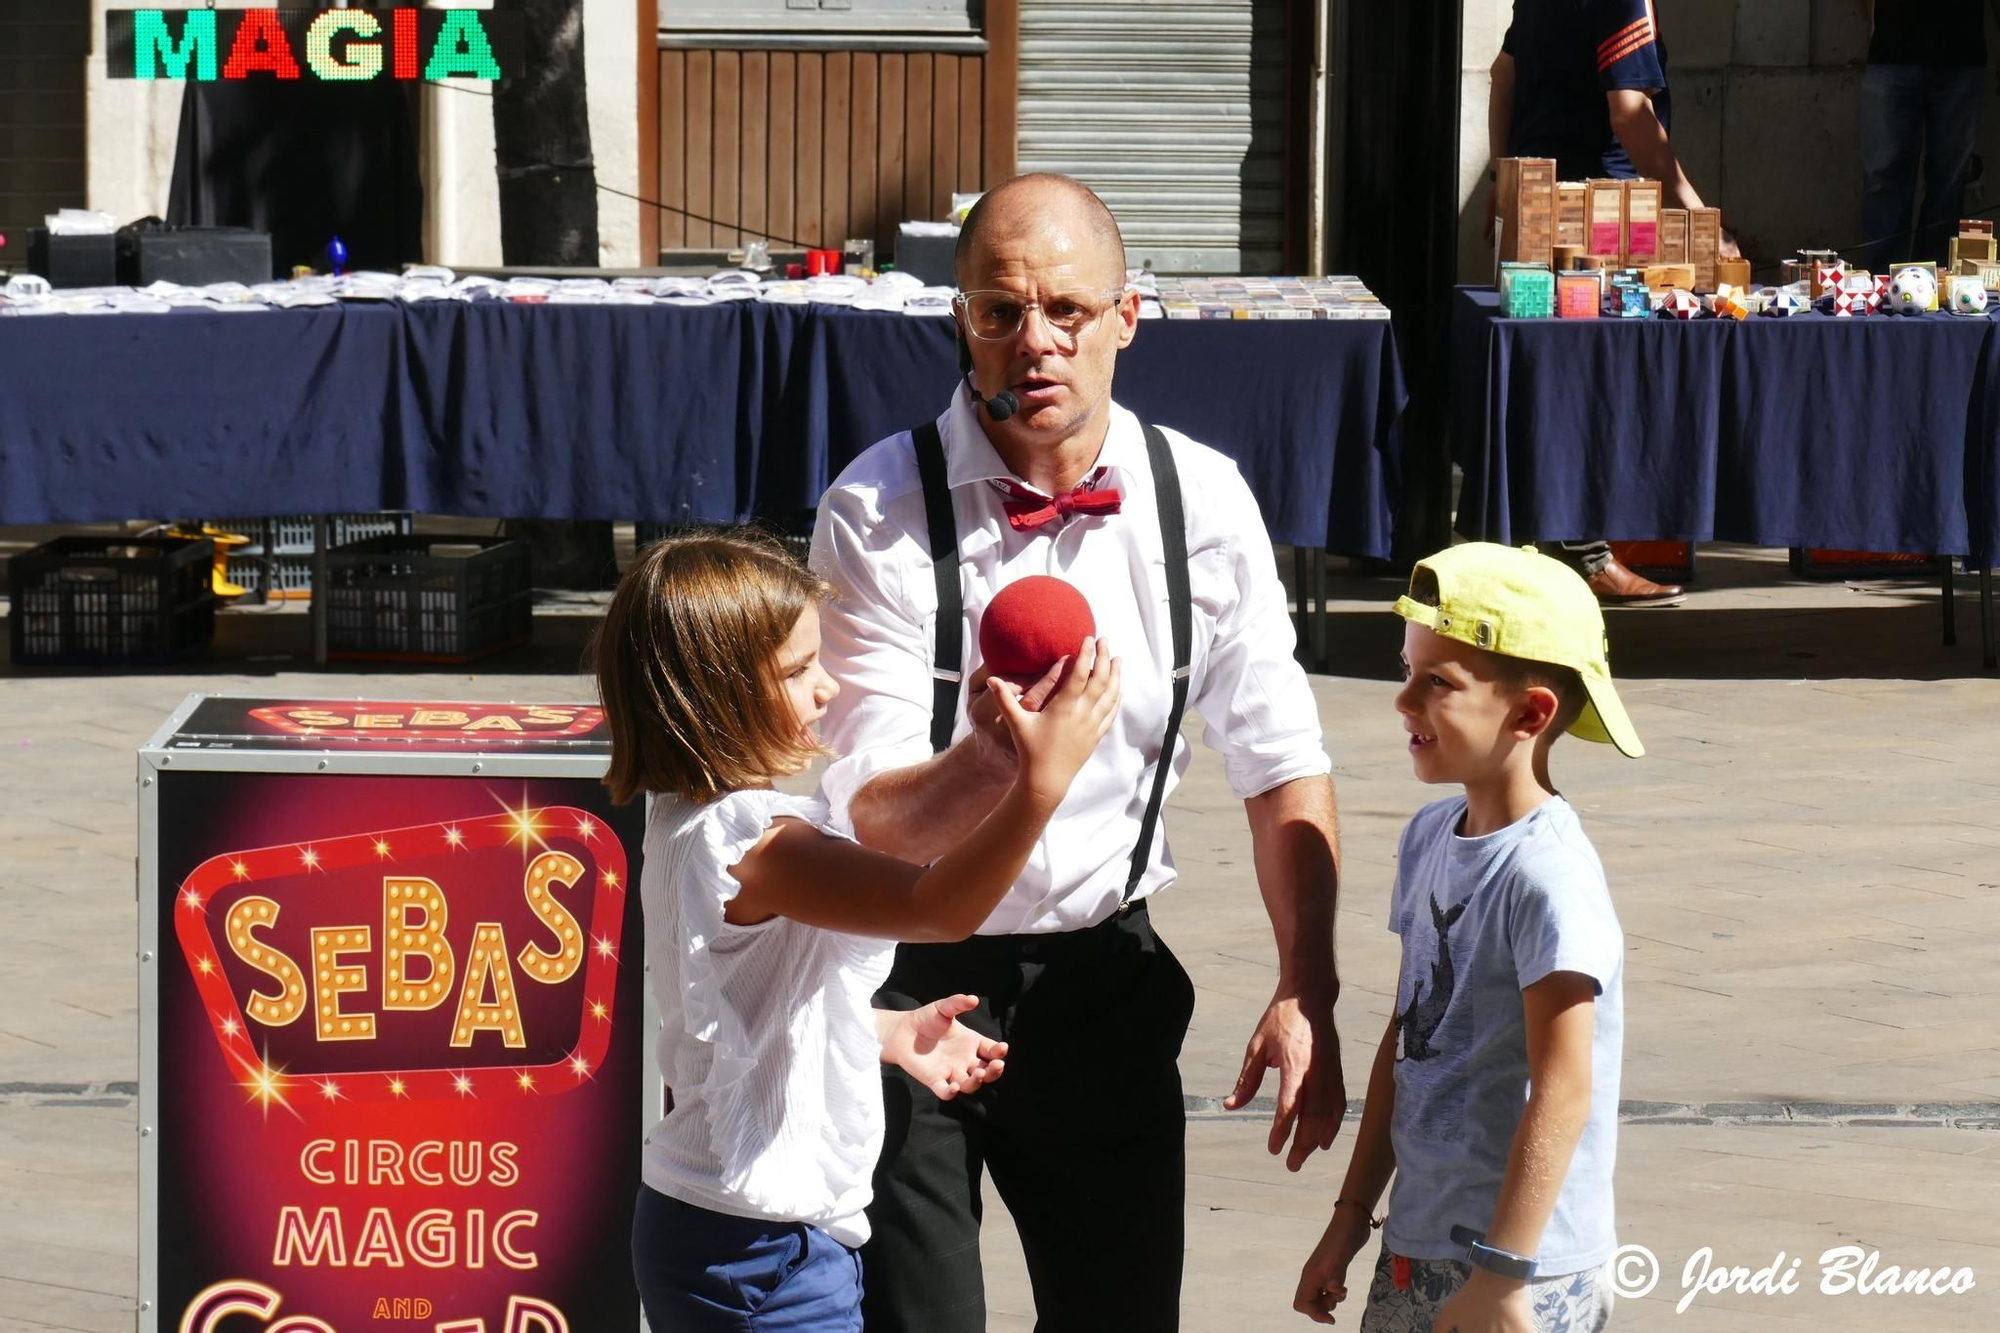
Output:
[1488, 59, 1515, 164]
[1611, 96, 1704, 211]
[849, 741, 1014, 862]
[1245, 774, 1339, 995]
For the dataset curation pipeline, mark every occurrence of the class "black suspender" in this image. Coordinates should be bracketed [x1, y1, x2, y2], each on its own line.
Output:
[909, 419, 1193, 908]
[1127, 423, 1192, 903]
[912, 420, 963, 756]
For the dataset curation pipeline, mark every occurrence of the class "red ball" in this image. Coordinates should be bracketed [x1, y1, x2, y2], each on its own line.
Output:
[977, 575, 1095, 688]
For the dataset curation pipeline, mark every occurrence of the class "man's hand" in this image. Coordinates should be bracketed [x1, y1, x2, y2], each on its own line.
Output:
[878, 995, 1008, 1099]
[965, 666, 1018, 774]
[965, 659, 1066, 772]
[1431, 1271, 1535, 1333]
[1483, 187, 1499, 248]
[1222, 987, 1345, 1171]
[1294, 1203, 1373, 1324]
[1719, 228, 1743, 260]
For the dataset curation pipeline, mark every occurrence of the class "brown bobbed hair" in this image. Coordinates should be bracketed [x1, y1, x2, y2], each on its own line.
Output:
[590, 527, 832, 805]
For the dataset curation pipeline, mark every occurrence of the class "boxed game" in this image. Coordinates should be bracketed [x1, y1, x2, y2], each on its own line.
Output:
[1495, 158, 1557, 266]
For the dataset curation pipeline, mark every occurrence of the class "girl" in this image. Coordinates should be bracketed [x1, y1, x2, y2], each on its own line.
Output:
[593, 528, 1119, 1331]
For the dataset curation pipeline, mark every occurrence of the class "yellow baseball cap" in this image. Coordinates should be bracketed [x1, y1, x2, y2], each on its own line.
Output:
[1392, 543, 1644, 758]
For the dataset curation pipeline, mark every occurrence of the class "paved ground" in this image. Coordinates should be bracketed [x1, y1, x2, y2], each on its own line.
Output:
[3, 536, 1998, 1331]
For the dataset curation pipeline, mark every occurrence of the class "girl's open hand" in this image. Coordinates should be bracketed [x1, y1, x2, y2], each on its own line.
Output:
[878, 995, 1008, 1099]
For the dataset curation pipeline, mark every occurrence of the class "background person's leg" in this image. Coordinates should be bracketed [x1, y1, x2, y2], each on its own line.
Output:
[1558, 541, 1684, 606]
[1859, 64, 1930, 272]
[1916, 66, 1985, 265]
[1558, 541, 1613, 576]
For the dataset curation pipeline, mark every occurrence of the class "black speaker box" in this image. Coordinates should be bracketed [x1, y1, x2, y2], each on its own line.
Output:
[118, 225, 273, 286]
[27, 230, 118, 289]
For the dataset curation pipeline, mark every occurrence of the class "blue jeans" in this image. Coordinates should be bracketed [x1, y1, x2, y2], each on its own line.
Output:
[631, 1186, 864, 1331]
[1860, 64, 1984, 272]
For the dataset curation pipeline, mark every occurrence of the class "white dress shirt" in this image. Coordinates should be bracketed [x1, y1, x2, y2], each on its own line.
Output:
[810, 383, 1332, 935]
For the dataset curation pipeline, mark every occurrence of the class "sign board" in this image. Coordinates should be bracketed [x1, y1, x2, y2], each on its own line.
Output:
[106, 9, 523, 82]
[139, 697, 652, 1333]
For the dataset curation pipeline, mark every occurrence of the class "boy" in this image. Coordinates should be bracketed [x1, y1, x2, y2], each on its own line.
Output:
[1294, 543, 1638, 1332]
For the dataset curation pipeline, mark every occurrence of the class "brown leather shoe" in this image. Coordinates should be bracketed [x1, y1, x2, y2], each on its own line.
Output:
[1586, 556, 1686, 607]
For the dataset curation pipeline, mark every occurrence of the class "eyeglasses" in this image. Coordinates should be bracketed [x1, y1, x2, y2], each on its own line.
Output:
[953, 287, 1130, 345]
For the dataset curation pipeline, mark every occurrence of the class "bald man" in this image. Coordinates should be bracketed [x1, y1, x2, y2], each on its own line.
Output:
[810, 174, 1347, 1330]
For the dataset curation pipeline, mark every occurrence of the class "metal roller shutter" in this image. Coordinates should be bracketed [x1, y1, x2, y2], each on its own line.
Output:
[1016, 0, 1289, 275]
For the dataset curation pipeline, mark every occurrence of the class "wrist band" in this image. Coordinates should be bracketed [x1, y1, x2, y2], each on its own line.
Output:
[1333, 1199, 1384, 1229]
[1449, 1224, 1536, 1280]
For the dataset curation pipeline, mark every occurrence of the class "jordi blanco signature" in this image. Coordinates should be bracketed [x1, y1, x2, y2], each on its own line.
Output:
[1651, 1245, 1979, 1314]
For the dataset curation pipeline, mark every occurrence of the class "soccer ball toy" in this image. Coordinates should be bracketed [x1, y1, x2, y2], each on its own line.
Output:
[1886, 266, 1938, 316]
[978, 576, 1096, 690]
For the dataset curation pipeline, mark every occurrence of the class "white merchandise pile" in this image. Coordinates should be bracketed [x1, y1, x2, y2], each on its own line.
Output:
[0, 267, 957, 317]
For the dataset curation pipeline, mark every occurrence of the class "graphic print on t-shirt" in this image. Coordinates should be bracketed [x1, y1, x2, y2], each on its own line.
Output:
[1396, 894, 1467, 1062]
[1394, 891, 1472, 1139]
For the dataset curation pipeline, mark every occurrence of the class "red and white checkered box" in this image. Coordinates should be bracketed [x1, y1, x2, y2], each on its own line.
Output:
[1834, 273, 1879, 316]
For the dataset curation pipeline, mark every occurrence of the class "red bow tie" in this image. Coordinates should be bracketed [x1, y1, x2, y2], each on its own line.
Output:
[990, 471, 1123, 531]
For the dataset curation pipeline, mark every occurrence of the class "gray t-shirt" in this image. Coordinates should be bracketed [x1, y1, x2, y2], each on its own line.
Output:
[1382, 795, 1624, 1276]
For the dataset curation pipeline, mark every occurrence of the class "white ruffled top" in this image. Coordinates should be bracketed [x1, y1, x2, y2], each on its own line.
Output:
[639, 789, 896, 1248]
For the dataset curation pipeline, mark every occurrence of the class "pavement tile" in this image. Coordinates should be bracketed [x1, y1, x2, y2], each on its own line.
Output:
[2, 540, 1998, 1327]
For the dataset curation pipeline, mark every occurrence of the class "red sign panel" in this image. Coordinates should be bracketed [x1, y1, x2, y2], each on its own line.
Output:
[152, 772, 644, 1332]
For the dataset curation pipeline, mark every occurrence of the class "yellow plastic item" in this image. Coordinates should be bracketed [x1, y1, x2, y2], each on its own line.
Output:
[165, 524, 250, 598]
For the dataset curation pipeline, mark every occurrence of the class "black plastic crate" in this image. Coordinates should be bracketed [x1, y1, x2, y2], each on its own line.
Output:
[262, 512, 414, 554]
[8, 536, 215, 665]
[224, 550, 316, 600]
[325, 535, 532, 663]
[202, 513, 416, 602]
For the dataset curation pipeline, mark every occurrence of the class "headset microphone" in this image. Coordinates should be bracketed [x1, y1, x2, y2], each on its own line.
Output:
[963, 372, 1019, 422]
[958, 329, 1020, 422]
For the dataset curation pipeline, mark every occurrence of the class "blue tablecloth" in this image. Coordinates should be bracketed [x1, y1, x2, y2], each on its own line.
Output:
[0, 301, 1407, 556]
[1451, 285, 2000, 564]
[0, 302, 408, 522]
[395, 300, 801, 527]
[797, 309, 1406, 555]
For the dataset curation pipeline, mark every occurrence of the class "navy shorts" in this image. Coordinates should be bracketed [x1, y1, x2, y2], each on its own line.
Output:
[631, 1185, 864, 1331]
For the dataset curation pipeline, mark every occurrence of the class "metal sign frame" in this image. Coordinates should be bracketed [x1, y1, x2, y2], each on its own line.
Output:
[137, 693, 661, 1333]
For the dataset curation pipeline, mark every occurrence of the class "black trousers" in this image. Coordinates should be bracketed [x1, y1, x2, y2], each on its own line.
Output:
[860, 901, 1197, 1333]
[1557, 541, 1614, 574]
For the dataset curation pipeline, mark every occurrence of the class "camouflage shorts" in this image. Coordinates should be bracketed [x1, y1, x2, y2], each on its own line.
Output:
[1358, 1249, 1613, 1333]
